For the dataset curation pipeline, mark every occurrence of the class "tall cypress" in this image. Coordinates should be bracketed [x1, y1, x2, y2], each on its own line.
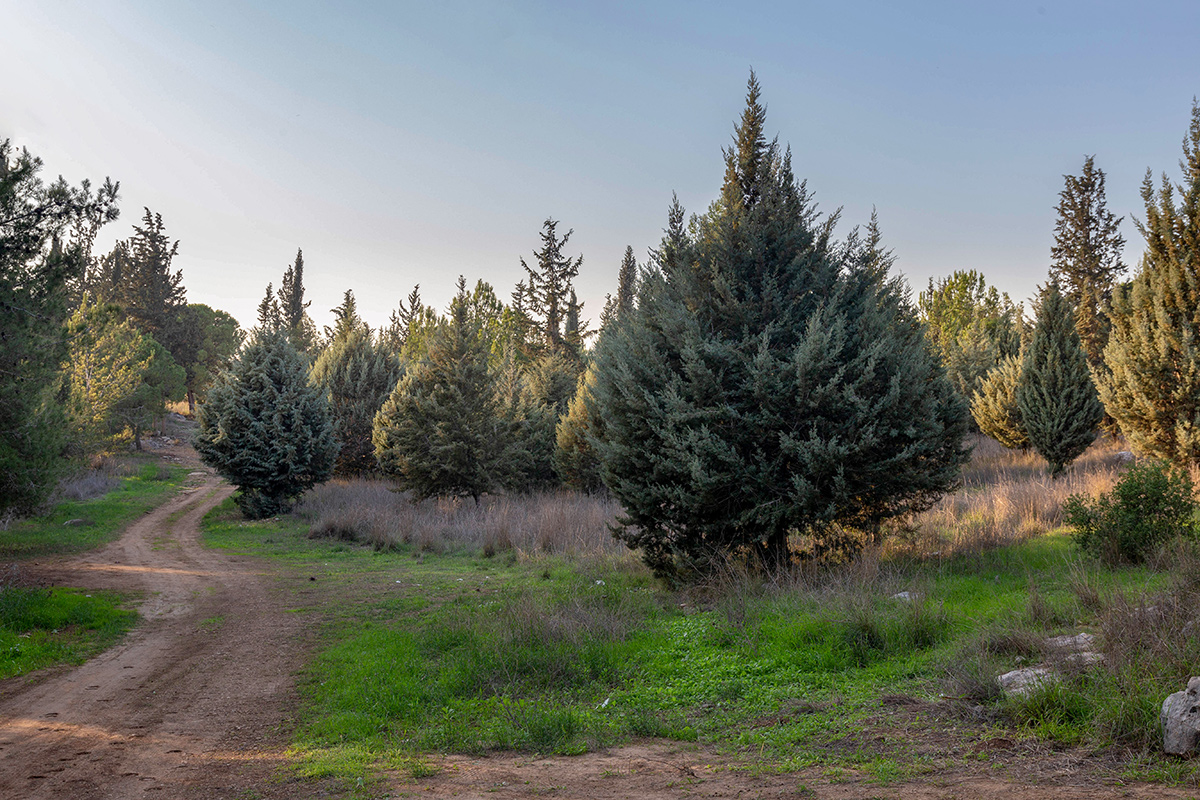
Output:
[1098, 102, 1200, 466]
[1049, 156, 1126, 371]
[277, 248, 316, 354]
[1016, 283, 1103, 476]
[971, 354, 1029, 450]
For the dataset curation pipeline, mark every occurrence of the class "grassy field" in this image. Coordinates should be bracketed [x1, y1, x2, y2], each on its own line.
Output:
[0, 457, 185, 682]
[0, 459, 187, 559]
[201, 435, 1200, 789]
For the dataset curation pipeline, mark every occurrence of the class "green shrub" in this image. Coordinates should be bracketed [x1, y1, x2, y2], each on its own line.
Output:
[1063, 460, 1197, 565]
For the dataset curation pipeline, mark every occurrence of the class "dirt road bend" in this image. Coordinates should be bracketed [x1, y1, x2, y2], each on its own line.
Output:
[0, 467, 306, 799]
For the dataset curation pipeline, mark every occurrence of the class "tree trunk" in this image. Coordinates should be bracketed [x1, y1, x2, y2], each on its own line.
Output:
[187, 388, 196, 418]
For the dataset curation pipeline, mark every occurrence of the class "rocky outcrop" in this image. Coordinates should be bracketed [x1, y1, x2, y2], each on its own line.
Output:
[1162, 677, 1200, 755]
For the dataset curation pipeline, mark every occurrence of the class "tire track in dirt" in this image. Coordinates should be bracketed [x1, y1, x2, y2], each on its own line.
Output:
[0, 466, 307, 799]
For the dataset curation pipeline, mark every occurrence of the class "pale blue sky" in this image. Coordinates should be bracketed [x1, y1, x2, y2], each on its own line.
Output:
[3, 0, 1198, 330]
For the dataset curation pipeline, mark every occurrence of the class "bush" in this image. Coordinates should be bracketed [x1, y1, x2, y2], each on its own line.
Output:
[1063, 460, 1197, 564]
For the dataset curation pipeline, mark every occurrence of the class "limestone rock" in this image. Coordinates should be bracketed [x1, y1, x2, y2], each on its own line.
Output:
[997, 666, 1056, 698]
[1162, 676, 1200, 755]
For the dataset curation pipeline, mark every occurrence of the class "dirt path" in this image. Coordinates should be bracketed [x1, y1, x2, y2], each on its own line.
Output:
[0, 460, 308, 799]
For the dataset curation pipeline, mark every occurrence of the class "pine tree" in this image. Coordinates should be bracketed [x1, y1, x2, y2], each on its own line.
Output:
[373, 278, 502, 501]
[1016, 283, 1103, 476]
[195, 328, 338, 518]
[277, 248, 317, 354]
[970, 355, 1029, 449]
[517, 219, 583, 358]
[310, 323, 402, 476]
[591, 74, 969, 575]
[1049, 155, 1126, 371]
[257, 282, 282, 330]
[122, 208, 185, 342]
[380, 284, 423, 354]
[169, 304, 244, 416]
[1098, 102, 1200, 466]
[1, 140, 119, 512]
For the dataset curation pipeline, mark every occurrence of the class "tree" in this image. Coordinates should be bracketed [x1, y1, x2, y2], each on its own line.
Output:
[373, 278, 503, 502]
[195, 328, 338, 518]
[380, 284, 424, 354]
[326, 289, 368, 343]
[1, 139, 119, 512]
[120, 209, 185, 343]
[553, 365, 604, 492]
[1016, 283, 1103, 476]
[257, 282, 282, 330]
[918, 269, 1023, 402]
[1098, 102, 1200, 467]
[515, 219, 583, 358]
[169, 304, 244, 416]
[277, 248, 317, 354]
[970, 355, 1029, 449]
[591, 74, 970, 576]
[1049, 155, 1126, 371]
[310, 324, 402, 476]
[601, 246, 639, 329]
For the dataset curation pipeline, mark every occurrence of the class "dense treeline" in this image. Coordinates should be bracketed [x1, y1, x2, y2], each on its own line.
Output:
[7, 84, 1200, 577]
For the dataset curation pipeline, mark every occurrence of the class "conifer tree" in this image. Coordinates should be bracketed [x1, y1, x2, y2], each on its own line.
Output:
[1098, 103, 1200, 466]
[121, 208, 185, 342]
[257, 282, 282, 330]
[1049, 155, 1126, 370]
[553, 365, 604, 492]
[326, 289, 368, 342]
[195, 328, 337, 518]
[380, 284, 423, 354]
[970, 355, 1029, 450]
[170, 303, 244, 416]
[311, 323, 402, 476]
[277, 248, 317, 354]
[1016, 283, 1103, 476]
[601, 246, 639, 329]
[373, 278, 502, 501]
[591, 74, 969, 575]
[516, 219, 583, 358]
[1, 139, 119, 512]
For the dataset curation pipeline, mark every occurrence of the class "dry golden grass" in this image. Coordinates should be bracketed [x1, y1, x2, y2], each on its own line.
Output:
[891, 434, 1133, 558]
[296, 480, 627, 559]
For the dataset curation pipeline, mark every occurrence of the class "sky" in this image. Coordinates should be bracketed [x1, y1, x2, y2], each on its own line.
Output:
[3, 0, 1198, 332]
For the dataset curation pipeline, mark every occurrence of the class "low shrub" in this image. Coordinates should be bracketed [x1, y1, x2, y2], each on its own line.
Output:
[1063, 460, 1197, 565]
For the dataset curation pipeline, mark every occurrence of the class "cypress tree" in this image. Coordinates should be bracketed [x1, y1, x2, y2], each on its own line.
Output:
[1016, 283, 1103, 476]
[516, 219, 583, 358]
[1049, 155, 1126, 371]
[970, 355, 1029, 450]
[373, 278, 502, 501]
[1098, 103, 1200, 466]
[277, 248, 317, 354]
[553, 365, 604, 492]
[121, 208, 185, 342]
[591, 74, 969, 575]
[195, 328, 338, 518]
[310, 325, 402, 476]
[601, 246, 639, 330]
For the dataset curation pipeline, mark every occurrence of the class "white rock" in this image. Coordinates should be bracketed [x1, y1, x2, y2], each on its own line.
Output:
[997, 666, 1057, 697]
[1162, 676, 1200, 755]
[891, 591, 921, 602]
[1044, 633, 1096, 652]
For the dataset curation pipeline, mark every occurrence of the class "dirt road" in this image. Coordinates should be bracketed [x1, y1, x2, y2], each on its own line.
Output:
[0, 464, 307, 799]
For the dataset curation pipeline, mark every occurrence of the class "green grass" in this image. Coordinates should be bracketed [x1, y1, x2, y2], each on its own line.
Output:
[201, 497, 1187, 789]
[0, 459, 188, 559]
[0, 586, 137, 679]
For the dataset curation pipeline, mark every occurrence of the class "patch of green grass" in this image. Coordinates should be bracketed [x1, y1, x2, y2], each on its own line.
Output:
[201, 499, 1191, 786]
[0, 586, 137, 679]
[0, 459, 188, 559]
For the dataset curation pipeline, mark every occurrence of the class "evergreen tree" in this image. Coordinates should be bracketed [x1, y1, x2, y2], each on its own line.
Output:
[553, 365, 604, 492]
[121, 208, 185, 342]
[380, 284, 423, 354]
[1, 139, 119, 512]
[970, 355, 1029, 450]
[373, 278, 503, 501]
[195, 328, 337, 518]
[1049, 155, 1126, 371]
[601, 246, 639, 329]
[591, 74, 969, 575]
[277, 248, 317, 354]
[257, 282, 282, 330]
[1098, 102, 1200, 466]
[310, 324, 402, 476]
[326, 289, 368, 343]
[1016, 283, 1103, 476]
[517, 219, 583, 358]
[169, 304, 244, 416]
